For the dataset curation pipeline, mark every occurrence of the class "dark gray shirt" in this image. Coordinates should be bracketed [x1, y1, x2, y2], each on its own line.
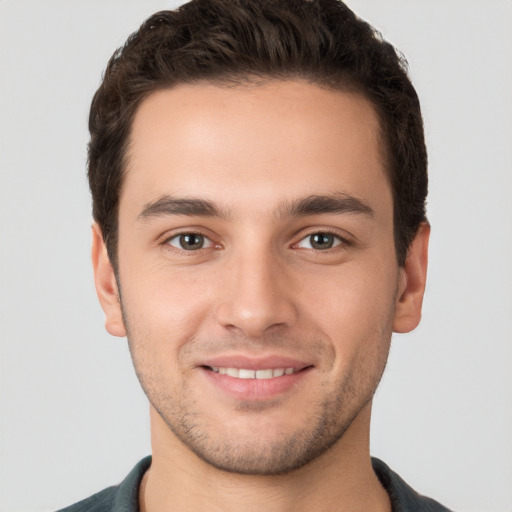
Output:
[57, 456, 453, 511]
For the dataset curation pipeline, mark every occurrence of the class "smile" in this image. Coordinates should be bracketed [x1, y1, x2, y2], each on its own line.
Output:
[208, 367, 297, 379]
[201, 362, 313, 400]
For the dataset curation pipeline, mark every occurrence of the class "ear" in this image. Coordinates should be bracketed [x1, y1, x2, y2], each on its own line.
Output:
[91, 223, 126, 337]
[393, 222, 430, 333]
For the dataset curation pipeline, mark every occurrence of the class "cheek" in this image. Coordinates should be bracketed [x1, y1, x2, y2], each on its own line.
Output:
[300, 260, 398, 367]
[303, 259, 397, 326]
[119, 263, 216, 356]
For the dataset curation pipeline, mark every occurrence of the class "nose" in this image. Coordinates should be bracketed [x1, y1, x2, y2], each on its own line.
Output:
[215, 249, 298, 339]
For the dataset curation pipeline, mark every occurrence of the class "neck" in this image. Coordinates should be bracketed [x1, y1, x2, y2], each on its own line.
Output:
[141, 404, 390, 512]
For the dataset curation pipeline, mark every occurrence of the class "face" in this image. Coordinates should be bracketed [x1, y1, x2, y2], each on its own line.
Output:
[93, 80, 428, 475]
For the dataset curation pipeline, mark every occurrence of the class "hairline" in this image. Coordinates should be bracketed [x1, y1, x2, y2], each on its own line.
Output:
[106, 74, 397, 271]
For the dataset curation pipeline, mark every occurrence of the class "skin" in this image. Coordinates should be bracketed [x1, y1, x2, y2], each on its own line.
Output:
[92, 80, 429, 512]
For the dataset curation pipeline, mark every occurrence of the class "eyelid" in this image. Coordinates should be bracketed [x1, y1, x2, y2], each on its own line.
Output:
[292, 228, 353, 250]
[158, 226, 353, 253]
[296, 234, 341, 250]
[167, 233, 214, 249]
[160, 228, 221, 252]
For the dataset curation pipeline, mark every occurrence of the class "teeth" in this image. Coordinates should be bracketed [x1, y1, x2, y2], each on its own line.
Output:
[255, 369, 273, 379]
[226, 368, 239, 378]
[209, 367, 296, 379]
[239, 369, 255, 379]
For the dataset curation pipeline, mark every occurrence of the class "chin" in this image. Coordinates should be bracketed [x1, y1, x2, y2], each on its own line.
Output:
[154, 391, 361, 476]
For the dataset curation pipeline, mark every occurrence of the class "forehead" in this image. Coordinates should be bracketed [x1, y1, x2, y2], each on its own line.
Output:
[122, 80, 391, 221]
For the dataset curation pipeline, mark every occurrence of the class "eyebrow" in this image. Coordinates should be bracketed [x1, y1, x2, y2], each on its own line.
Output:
[138, 196, 225, 220]
[137, 193, 374, 221]
[279, 193, 374, 219]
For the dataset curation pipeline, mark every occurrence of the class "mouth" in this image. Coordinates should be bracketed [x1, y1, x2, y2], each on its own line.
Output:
[199, 360, 313, 400]
[204, 366, 300, 379]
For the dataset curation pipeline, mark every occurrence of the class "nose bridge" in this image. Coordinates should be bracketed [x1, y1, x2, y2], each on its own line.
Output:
[215, 241, 297, 337]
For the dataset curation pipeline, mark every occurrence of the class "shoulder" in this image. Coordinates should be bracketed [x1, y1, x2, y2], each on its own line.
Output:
[372, 458, 453, 512]
[56, 486, 117, 512]
[55, 456, 152, 512]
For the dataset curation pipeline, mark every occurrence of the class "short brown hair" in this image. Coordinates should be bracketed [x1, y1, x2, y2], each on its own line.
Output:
[88, 0, 427, 268]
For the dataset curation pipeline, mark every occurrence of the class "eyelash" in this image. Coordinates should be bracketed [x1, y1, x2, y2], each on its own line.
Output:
[162, 229, 351, 254]
[163, 231, 219, 253]
[293, 230, 350, 251]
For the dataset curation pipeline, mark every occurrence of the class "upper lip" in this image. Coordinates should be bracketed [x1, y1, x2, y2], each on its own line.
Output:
[199, 354, 313, 371]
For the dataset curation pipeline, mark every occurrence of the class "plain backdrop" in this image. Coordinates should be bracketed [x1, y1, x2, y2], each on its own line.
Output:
[1, 1, 511, 511]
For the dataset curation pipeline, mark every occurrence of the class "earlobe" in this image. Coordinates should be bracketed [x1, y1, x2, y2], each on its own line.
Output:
[91, 224, 126, 337]
[393, 222, 430, 334]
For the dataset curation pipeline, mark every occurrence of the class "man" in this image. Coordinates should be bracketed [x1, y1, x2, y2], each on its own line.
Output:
[60, 0, 450, 510]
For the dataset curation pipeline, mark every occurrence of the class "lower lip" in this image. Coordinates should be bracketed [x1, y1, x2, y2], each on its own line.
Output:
[200, 367, 312, 400]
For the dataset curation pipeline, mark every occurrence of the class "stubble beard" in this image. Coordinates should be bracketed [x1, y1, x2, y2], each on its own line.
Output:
[154, 376, 378, 476]
[119, 274, 396, 476]
[127, 332, 391, 476]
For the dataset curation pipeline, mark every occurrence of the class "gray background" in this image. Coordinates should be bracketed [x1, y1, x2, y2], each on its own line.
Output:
[1, 1, 511, 510]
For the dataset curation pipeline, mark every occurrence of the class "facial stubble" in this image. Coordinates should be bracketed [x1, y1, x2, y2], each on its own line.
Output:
[122, 309, 394, 477]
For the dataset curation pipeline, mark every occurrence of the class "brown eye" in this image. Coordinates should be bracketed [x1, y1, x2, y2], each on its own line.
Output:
[297, 232, 342, 250]
[168, 233, 212, 251]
